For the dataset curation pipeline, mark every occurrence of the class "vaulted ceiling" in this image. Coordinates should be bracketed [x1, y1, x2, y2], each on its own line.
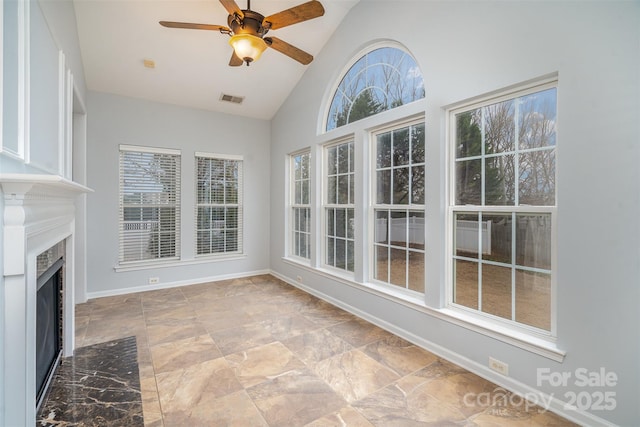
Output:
[74, 0, 359, 120]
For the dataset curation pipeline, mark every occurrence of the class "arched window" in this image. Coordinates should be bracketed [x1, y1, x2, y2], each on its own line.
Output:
[326, 46, 424, 132]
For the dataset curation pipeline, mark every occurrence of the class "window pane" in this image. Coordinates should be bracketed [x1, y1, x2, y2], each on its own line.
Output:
[484, 99, 515, 154]
[408, 251, 425, 293]
[481, 264, 512, 320]
[335, 238, 346, 269]
[301, 179, 310, 205]
[295, 181, 302, 204]
[454, 259, 478, 309]
[408, 212, 425, 250]
[335, 209, 346, 238]
[456, 159, 481, 205]
[411, 123, 425, 163]
[519, 88, 557, 150]
[519, 150, 555, 206]
[389, 248, 407, 287]
[326, 47, 424, 132]
[338, 143, 349, 174]
[377, 170, 391, 204]
[301, 152, 310, 179]
[338, 175, 349, 204]
[349, 174, 354, 205]
[375, 210, 389, 244]
[294, 156, 302, 180]
[411, 165, 425, 204]
[456, 110, 481, 158]
[327, 176, 337, 204]
[377, 132, 392, 168]
[346, 208, 354, 239]
[483, 214, 512, 264]
[393, 167, 410, 204]
[485, 154, 515, 206]
[326, 208, 335, 237]
[393, 128, 410, 166]
[327, 237, 335, 266]
[390, 211, 408, 247]
[375, 245, 388, 282]
[347, 240, 355, 272]
[328, 146, 337, 175]
[515, 270, 551, 330]
[455, 213, 480, 258]
[516, 214, 552, 270]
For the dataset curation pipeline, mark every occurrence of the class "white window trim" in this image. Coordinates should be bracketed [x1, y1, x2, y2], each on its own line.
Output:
[117, 144, 182, 268]
[444, 75, 559, 340]
[194, 152, 244, 258]
[288, 148, 312, 263]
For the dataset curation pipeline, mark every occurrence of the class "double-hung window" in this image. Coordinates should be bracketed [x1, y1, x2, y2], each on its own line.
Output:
[324, 140, 355, 272]
[195, 153, 243, 256]
[290, 150, 311, 259]
[449, 81, 557, 332]
[373, 121, 426, 293]
[119, 145, 181, 264]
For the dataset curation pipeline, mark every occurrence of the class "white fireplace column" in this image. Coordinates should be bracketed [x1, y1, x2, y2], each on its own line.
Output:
[1, 174, 91, 427]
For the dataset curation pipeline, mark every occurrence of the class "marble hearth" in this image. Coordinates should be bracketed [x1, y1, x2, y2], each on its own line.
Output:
[1, 174, 91, 426]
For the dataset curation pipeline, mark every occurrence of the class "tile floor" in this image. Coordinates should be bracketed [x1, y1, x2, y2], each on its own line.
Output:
[74, 274, 576, 426]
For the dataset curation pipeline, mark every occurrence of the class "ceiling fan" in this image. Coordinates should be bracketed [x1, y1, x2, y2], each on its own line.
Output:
[160, 0, 325, 66]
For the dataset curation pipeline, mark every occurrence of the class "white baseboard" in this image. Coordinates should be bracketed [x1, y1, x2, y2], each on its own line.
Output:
[270, 269, 616, 427]
[85, 268, 271, 300]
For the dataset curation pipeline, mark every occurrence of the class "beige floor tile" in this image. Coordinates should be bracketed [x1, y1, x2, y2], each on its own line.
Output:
[305, 406, 375, 427]
[145, 318, 208, 347]
[361, 335, 438, 377]
[209, 321, 276, 355]
[259, 312, 320, 340]
[150, 334, 222, 374]
[225, 341, 306, 388]
[162, 390, 269, 426]
[327, 318, 395, 347]
[246, 369, 347, 427]
[282, 328, 353, 366]
[156, 357, 243, 421]
[314, 349, 401, 403]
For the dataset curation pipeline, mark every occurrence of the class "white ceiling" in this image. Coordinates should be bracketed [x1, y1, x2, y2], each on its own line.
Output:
[73, 0, 358, 120]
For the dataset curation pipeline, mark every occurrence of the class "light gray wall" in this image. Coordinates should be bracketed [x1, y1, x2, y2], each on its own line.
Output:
[86, 92, 271, 295]
[270, 1, 639, 425]
[1, 0, 87, 421]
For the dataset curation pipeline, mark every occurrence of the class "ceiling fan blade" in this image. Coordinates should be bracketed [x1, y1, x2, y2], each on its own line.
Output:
[265, 37, 313, 65]
[262, 0, 324, 30]
[229, 51, 244, 67]
[219, 0, 244, 19]
[159, 21, 230, 32]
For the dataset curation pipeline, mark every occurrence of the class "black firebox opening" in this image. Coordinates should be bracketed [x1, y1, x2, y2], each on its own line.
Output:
[36, 257, 64, 407]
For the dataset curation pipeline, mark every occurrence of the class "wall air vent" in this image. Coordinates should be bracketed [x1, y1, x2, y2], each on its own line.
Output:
[219, 93, 244, 104]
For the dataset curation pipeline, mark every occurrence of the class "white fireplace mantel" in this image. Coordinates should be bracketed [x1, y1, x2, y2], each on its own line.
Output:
[1, 173, 92, 426]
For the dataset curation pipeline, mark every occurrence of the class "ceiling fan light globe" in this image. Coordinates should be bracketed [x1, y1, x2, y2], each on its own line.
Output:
[229, 34, 267, 64]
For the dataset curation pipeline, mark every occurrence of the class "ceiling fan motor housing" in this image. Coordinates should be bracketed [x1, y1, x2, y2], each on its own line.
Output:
[228, 10, 268, 38]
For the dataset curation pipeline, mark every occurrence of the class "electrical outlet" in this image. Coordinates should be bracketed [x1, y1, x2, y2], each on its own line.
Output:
[489, 357, 509, 376]
[148, 277, 159, 285]
[296, 275, 303, 283]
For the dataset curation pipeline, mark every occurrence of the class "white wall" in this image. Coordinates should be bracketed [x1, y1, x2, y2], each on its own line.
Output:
[270, 1, 639, 425]
[86, 92, 271, 295]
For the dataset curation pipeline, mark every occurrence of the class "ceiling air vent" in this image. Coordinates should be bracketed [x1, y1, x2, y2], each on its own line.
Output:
[219, 93, 244, 104]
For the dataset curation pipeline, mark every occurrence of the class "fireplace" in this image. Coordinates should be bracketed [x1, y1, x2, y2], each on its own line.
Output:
[35, 241, 66, 407]
[1, 175, 91, 426]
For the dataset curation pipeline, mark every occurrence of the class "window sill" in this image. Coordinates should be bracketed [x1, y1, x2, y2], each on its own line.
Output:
[114, 254, 247, 272]
[281, 257, 566, 362]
